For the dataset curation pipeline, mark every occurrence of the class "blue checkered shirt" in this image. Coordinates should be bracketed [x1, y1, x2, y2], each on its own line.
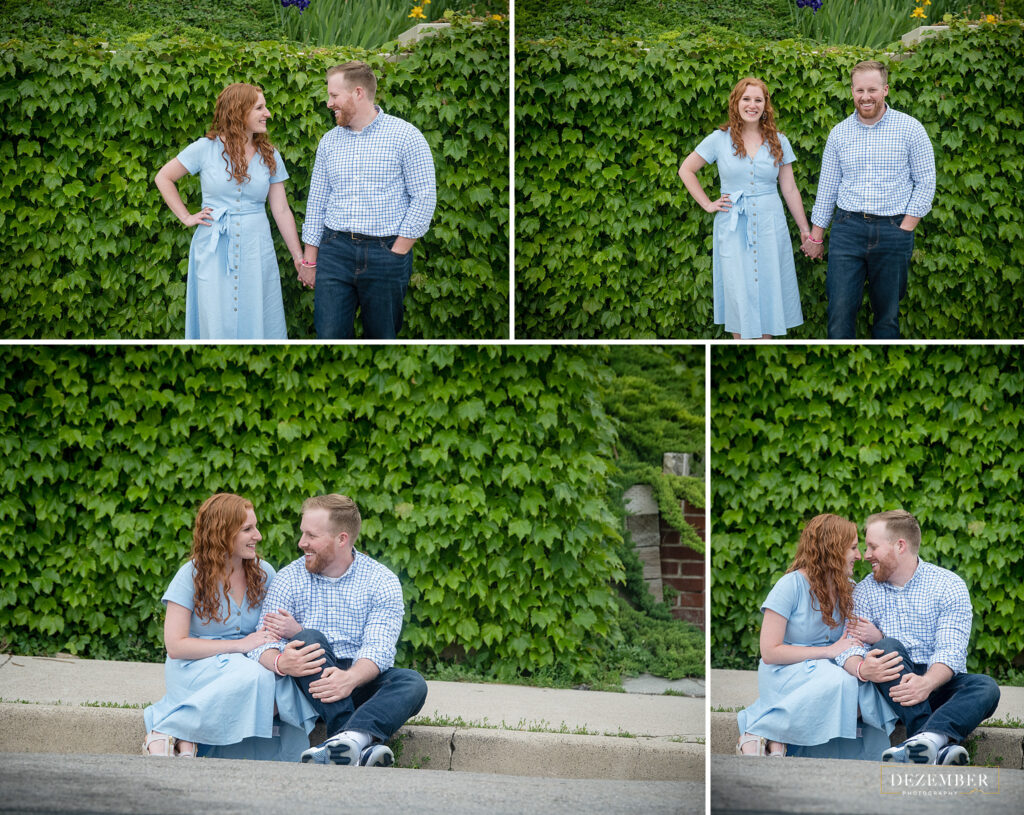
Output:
[301, 107, 436, 244]
[835, 560, 971, 675]
[811, 106, 936, 229]
[247, 550, 405, 672]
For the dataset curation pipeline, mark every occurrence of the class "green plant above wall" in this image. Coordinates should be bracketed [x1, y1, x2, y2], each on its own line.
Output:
[711, 345, 1024, 678]
[0, 17, 509, 339]
[515, 21, 1024, 339]
[0, 346, 624, 680]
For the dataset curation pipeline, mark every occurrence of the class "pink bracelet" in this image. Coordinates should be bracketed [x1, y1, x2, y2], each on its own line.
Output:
[300, 260, 317, 267]
[856, 661, 864, 681]
[273, 650, 285, 676]
[807, 236, 823, 244]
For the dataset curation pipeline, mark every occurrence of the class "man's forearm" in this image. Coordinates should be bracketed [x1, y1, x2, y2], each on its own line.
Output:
[923, 662, 954, 692]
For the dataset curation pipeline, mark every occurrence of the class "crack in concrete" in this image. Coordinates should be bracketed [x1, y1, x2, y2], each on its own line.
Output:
[448, 727, 457, 771]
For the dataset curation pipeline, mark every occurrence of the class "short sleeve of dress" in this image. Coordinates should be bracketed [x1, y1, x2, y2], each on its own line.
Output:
[176, 138, 210, 175]
[778, 133, 796, 165]
[162, 561, 197, 610]
[268, 149, 289, 184]
[761, 572, 799, 620]
[694, 130, 722, 164]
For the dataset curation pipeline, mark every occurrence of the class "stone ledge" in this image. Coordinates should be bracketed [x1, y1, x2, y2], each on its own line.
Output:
[710, 711, 1024, 769]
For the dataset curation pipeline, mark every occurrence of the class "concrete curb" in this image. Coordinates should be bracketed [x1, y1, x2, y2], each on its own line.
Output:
[0, 703, 703, 781]
[710, 711, 1024, 769]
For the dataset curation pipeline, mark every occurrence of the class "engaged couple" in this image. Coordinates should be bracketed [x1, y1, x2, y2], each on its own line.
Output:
[155, 61, 437, 341]
[679, 61, 936, 340]
[735, 510, 999, 765]
[143, 492, 426, 765]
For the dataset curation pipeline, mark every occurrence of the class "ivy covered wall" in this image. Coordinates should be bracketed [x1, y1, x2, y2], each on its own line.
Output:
[0, 346, 626, 679]
[0, 19, 508, 338]
[711, 345, 1024, 677]
[515, 22, 1024, 338]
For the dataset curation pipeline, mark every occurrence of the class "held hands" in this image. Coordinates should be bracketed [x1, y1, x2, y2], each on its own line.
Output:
[276, 640, 325, 677]
[263, 608, 301, 640]
[800, 234, 824, 260]
[296, 256, 316, 290]
[859, 648, 903, 684]
[308, 666, 357, 705]
[182, 207, 214, 228]
[702, 194, 732, 214]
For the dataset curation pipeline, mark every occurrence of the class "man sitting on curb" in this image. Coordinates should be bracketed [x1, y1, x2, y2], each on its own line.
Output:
[247, 493, 427, 766]
[837, 510, 1000, 765]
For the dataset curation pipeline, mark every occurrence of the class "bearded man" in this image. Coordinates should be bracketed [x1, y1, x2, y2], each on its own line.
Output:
[835, 510, 999, 765]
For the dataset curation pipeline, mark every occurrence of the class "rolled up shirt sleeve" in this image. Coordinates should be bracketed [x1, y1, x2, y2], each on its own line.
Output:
[354, 571, 405, 671]
[301, 137, 330, 247]
[397, 129, 437, 239]
[930, 579, 971, 674]
[904, 120, 936, 218]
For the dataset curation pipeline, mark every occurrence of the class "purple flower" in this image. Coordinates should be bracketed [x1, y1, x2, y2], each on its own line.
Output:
[796, 0, 823, 11]
[281, 0, 311, 11]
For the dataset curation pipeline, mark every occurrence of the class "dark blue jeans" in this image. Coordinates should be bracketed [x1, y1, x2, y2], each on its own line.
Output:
[313, 229, 413, 340]
[869, 637, 1000, 744]
[826, 209, 914, 339]
[289, 628, 427, 744]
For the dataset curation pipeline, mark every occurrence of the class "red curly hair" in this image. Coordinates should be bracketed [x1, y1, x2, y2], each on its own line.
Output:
[786, 514, 856, 629]
[190, 493, 267, 623]
[719, 77, 785, 167]
[205, 83, 277, 186]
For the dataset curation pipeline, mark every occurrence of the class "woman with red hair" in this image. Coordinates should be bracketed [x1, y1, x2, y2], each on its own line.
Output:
[679, 77, 811, 339]
[143, 493, 317, 759]
[155, 83, 304, 339]
[734, 514, 897, 759]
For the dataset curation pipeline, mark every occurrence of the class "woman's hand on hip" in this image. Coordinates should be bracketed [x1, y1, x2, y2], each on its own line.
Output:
[182, 207, 214, 228]
[703, 194, 731, 214]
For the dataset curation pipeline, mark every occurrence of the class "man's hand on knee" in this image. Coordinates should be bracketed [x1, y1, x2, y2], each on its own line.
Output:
[309, 666, 357, 704]
[860, 648, 903, 683]
[889, 672, 933, 706]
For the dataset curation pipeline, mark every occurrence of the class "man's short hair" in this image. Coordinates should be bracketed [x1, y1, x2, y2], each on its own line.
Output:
[865, 509, 921, 553]
[327, 61, 377, 99]
[851, 60, 888, 84]
[303, 493, 362, 542]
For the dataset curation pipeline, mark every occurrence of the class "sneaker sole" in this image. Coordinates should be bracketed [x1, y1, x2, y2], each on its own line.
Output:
[300, 749, 328, 764]
[882, 742, 932, 764]
[328, 740, 359, 765]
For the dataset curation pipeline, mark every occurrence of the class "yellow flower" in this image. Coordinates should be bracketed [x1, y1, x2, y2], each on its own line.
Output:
[986, 14, 996, 22]
[911, 6, 926, 17]
[490, 13, 503, 19]
[923, 0, 930, 5]
[408, 5, 426, 18]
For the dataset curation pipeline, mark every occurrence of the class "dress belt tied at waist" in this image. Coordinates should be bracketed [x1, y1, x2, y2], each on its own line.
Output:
[723, 188, 776, 249]
[197, 206, 265, 273]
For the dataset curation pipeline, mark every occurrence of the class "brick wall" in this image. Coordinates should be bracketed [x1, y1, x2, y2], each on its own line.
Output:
[659, 499, 705, 629]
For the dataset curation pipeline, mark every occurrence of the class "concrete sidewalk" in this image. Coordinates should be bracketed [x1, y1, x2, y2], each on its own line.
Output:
[0, 654, 705, 781]
[708, 669, 1024, 769]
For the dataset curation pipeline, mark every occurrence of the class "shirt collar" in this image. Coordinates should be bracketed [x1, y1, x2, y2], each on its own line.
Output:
[341, 106, 383, 135]
[853, 104, 892, 129]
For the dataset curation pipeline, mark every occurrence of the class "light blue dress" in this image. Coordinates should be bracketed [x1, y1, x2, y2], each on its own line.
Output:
[177, 137, 289, 340]
[143, 560, 318, 761]
[736, 571, 897, 760]
[695, 129, 804, 338]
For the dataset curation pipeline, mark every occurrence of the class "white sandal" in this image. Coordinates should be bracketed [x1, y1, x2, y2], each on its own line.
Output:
[736, 733, 766, 756]
[768, 742, 787, 757]
[143, 732, 173, 757]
